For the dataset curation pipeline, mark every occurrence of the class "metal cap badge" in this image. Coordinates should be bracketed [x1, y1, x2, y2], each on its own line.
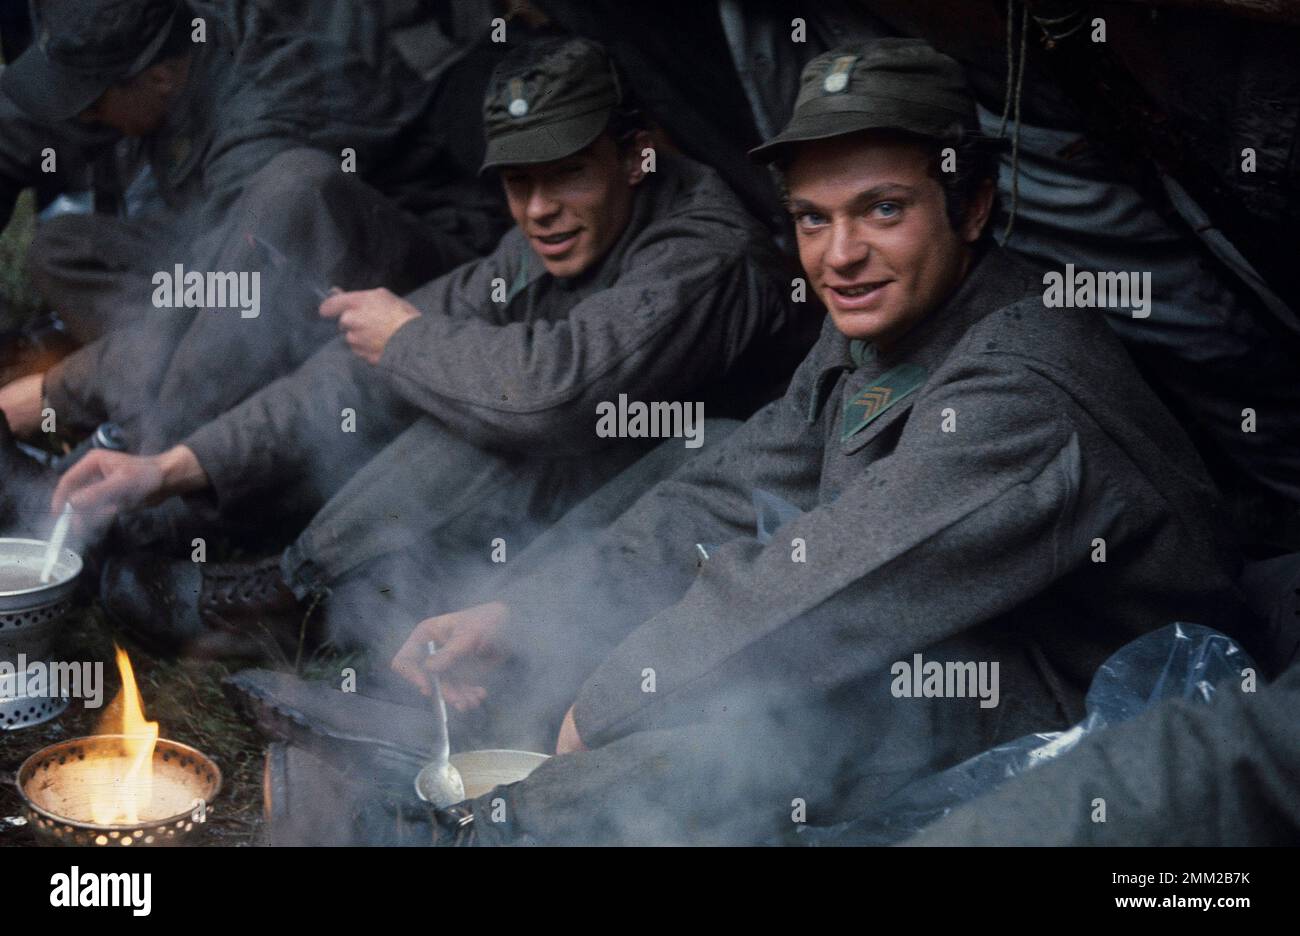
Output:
[750, 38, 1008, 164]
[480, 37, 623, 174]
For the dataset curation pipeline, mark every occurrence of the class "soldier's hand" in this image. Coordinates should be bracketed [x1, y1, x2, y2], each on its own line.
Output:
[556, 705, 588, 755]
[391, 601, 511, 710]
[51, 445, 208, 530]
[0, 372, 45, 436]
[319, 287, 421, 365]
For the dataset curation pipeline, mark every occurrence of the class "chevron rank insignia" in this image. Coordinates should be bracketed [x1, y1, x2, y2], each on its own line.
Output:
[841, 363, 927, 442]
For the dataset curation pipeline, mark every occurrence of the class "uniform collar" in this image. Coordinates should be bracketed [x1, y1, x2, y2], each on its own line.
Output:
[807, 246, 1033, 423]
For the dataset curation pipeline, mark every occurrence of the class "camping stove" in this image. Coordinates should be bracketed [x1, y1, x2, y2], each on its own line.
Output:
[0, 538, 81, 730]
[16, 735, 222, 846]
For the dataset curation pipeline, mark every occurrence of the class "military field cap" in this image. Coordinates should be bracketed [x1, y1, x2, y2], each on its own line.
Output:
[751, 38, 1006, 163]
[1, 0, 183, 122]
[480, 37, 623, 173]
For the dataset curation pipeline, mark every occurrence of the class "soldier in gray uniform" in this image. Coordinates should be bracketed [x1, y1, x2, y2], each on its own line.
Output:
[387, 39, 1256, 845]
[52, 37, 810, 660]
[0, 0, 502, 451]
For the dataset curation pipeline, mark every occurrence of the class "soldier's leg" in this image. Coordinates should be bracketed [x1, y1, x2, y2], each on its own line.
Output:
[484, 701, 860, 845]
[160, 422, 749, 772]
[283, 415, 647, 655]
[132, 147, 479, 455]
[118, 337, 413, 552]
[288, 420, 748, 628]
[26, 211, 180, 342]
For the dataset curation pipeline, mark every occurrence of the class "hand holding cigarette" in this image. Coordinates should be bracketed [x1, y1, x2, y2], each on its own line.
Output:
[319, 288, 421, 366]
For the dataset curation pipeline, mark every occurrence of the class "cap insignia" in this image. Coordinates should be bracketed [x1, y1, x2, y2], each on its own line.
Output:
[823, 55, 858, 94]
[508, 78, 528, 118]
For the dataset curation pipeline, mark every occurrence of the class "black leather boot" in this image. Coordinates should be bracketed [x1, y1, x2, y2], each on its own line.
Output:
[100, 553, 310, 661]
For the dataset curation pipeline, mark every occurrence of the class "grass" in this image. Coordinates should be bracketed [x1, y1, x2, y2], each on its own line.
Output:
[0, 188, 40, 331]
[0, 41, 39, 330]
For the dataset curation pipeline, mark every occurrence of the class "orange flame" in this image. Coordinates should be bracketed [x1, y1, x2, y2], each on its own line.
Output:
[88, 646, 159, 825]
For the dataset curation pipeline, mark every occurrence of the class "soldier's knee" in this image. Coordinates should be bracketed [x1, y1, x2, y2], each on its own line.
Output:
[243, 148, 342, 205]
[25, 214, 131, 300]
[26, 214, 99, 275]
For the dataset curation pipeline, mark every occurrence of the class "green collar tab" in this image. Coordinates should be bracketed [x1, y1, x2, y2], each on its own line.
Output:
[841, 362, 927, 442]
[849, 338, 872, 367]
[507, 252, 533, 304]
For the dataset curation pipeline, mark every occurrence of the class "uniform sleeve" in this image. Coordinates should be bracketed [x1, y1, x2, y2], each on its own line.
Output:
[569, 357, 1146, 747]
[171, 236, 517, 505]
[399, 231, 527, 326]
[180, 336, 405, 506]
[375, 225, 786, 456]
[42, 339, 122, 434]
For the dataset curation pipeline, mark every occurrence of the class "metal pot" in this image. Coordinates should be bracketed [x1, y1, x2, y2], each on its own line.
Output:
[0, 538, 81, 730]
[0, 537, 81, 660]
[447, 749, 549, 799]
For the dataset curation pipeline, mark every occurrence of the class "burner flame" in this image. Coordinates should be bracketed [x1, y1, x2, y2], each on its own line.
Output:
[86, 646, 159, 825]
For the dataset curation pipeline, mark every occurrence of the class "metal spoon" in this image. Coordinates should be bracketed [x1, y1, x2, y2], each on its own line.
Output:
[414, 642, 465, 808]
[39, 503, 73, 584]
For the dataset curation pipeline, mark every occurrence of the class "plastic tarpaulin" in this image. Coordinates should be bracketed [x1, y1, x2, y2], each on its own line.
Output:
[799, 621, 1256, 844]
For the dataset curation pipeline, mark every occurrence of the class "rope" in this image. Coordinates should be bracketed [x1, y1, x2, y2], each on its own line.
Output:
[999, 0, 1029, 245]
[998, 0, 1016, 137]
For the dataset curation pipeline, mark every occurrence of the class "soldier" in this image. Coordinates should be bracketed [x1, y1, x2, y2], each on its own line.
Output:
[0, 0, 503, 458]
[387, 39, 1256, 845]
[50, 37, 810, 660]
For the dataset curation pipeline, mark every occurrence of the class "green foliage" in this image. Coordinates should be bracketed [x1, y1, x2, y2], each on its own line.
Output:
[0, 189, 39, 330]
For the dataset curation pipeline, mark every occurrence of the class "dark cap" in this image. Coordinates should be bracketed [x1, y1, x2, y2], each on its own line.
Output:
[1, 0, 183, 122]
[480, 37, 622, 173]
[751, 38, 1003, 164]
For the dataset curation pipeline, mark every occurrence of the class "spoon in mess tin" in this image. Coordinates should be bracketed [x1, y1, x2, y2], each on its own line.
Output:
[414, 641, 466, 808]
[39, 503, 73, 584]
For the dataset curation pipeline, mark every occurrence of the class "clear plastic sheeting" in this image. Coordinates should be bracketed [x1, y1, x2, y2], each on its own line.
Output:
[800, 622, 1256, 844]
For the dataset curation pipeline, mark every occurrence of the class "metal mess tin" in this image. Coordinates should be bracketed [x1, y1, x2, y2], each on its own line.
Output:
[0, 537, 82, 729]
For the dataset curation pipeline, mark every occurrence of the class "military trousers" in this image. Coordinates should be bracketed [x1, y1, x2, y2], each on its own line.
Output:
[279, 416, 744, 658]
[45, 148, 481, 458]
[28, 208, 182, 342]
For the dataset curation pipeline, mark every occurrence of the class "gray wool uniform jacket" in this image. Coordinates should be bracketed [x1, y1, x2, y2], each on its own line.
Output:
[180, 154, 806, 506]
[490, 246, 1253, 836]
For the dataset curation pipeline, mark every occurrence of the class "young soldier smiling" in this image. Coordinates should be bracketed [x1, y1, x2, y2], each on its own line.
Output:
[782, 130, 994, 348]
[389, 39, 1252, 846]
